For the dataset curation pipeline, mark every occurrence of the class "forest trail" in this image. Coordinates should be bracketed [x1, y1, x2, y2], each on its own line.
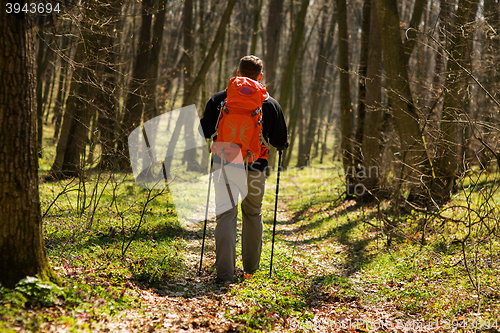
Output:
[41, 197, 453, 333]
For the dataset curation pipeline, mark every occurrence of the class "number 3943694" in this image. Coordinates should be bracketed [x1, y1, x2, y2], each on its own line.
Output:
[6, 2, 60, 14]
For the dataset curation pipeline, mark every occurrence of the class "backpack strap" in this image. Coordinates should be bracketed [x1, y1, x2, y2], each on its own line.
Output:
[260, 133, 271, 150]
[211, 100, 225, 140]
[220, 147, 236, 209]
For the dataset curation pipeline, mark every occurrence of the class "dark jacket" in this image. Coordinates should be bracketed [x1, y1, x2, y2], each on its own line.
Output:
[199, 90, 288, 171]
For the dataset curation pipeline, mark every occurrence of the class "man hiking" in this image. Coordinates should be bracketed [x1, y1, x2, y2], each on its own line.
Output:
[199, 55, 288, 283]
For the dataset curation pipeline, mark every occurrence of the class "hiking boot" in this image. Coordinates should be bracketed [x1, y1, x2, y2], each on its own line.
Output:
[214, 277, 234, 285]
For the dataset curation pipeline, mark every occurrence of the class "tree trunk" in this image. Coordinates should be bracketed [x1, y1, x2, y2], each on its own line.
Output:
[277, 0, 310, 170]
[374, 0, 434, 205]
[353, 0, 371, 168]
[49, 1, 121, 178]
[433, 0, 476, 202]
[402, 0, 427, 64]
[297, 5, 335, 167]
[265, 0, 285, 94]
[52, 35, 72, 140]
[144, 0, 168, 122]
[48, 38, 88, 179]
[163, 0, 238, 173]
[181, 0, 199, 171]
[361, 0, 383, 198]
[250, 0, 263, 55]
[283, 53, 304, 168]
[116, 0, 153, 171]
[199, 0, 209, 173]
[0, 10, 58, 288]
[337, 0, 355, 195]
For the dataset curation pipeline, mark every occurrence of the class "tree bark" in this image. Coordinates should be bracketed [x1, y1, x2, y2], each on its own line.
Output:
[374, 0, 434, 205]
[0, 8, 58, 288]
[163, 0, 238, 173]
[433, 0, 476, 202]
[297, 5, 335, 167]
[283, 52, 304, 168]
[116, 0, 153, 171]
[264, 0, 285, 94]
[250, 0, 263, 55]
[337, 0, 355, 194]
[49, 1, 122, 178]
[361, 0, 383, 197]
[402, 0, 427, 64]
[353, 0, 372, 168]
[144, 0, 168, 122]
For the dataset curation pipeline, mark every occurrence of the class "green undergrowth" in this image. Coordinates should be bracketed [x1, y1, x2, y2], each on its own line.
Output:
[1, 172, 188, 331]
[1, 156, 500, 332]
[253, 162, 500, 331]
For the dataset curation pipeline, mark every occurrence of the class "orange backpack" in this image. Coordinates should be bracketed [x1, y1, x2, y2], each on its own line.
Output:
[212, 77, 269, 164]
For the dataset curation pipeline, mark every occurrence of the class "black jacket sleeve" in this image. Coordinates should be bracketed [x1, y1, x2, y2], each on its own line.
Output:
[262, 96, 289, 151]
[199, 90, 227, 139]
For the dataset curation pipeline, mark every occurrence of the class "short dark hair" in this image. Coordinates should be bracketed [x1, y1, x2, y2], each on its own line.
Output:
[239, 55, 263, 80]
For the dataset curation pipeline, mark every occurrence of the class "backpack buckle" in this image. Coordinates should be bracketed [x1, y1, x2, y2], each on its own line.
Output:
[221, 101, 229, 113]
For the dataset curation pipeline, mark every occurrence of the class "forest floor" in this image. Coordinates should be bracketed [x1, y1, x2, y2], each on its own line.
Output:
[1, 162, 500, 332]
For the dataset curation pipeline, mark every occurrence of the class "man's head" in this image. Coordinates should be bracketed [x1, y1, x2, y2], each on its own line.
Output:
[237, 55, 263, 81]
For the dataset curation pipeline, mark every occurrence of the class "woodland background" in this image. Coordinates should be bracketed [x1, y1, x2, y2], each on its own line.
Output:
[1, 0, 500, 331]
[31, 0, 500, 205]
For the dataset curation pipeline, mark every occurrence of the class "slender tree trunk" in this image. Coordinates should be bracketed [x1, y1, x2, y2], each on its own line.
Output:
[402, 0, 427, 64]
[36, 18, 55, 157]
[43, 63, 57, 122]
[199, 0, 209, 173]
[0, 9, 58, 288]
[278, 0, 309, 117]
[48, 39, 87, 179]
[283, 53, 304, 168]
[52, 36, 72, 140]
[320, 92, 336, 164]
[277, 0, 309, 170]
[181, 0, 201, 171]
[250, 0, 263, 55]
[433, 0, 476, 202]
[298, 5, 335, 167]
[163, 0, 238, 173]
[144, 0, 167, 122]
[217, 28, 226, 91]
[117, 0, 153, 171]
[265, 0, 285, 94]
[361, 0, 383, 198]
[353, 0, 371, 168]
[337, 0, 355, 195]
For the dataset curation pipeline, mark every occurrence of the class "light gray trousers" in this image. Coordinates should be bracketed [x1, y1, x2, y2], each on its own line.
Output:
[213, 162, 266, 281]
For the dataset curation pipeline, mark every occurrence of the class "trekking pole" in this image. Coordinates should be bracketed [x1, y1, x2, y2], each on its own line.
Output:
[198, 153, 214, 276]
[269, 150, 283, 278]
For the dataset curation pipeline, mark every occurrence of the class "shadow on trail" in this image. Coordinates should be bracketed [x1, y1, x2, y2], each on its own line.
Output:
[44, 218, 205, 260]
[279, 202, 381, 276]
[304, 274, 359, 308]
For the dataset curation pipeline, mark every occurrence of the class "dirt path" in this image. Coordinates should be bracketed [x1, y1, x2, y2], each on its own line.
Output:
[37, 199, 450, 332]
